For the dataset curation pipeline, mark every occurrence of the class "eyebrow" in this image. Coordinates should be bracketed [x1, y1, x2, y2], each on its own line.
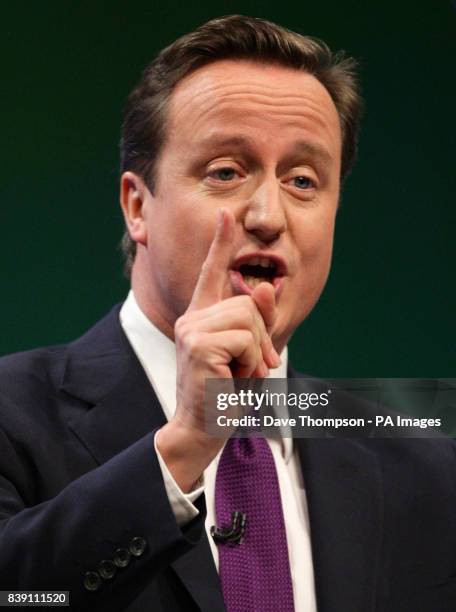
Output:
[197, 135, 256, 155]
[196, 135, 333, 167]
[286, 139, 333, 166]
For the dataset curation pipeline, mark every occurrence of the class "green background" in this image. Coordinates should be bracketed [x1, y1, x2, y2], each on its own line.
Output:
[1, 1, 455, 377]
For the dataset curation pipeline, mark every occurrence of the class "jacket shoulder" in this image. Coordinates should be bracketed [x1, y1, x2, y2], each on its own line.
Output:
[0, 345, 67, 400]
[0, 304, 124, 405]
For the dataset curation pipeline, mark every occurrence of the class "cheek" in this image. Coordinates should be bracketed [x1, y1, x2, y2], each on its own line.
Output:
[280, 228, 334, 329]
[297, 213, 335, 266]
[152, 212, 217, 292]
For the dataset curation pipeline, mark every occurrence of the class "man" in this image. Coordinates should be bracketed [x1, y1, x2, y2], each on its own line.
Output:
[0, 15, 455, 612]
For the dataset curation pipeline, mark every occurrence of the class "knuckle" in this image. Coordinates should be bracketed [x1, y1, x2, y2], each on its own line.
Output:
[239, 304, 255, 327]
[238, 295, 253, 309]
[238, 330, 253, 351]
[175, 317, 202, 353]
[246, 329, 256, 346]
[174, 316, 185, 335]
[185, 331, 201, 353]
[174, 316, 189, 342]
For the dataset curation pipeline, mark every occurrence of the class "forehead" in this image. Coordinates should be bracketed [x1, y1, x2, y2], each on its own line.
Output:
[165, 59, 342, 162]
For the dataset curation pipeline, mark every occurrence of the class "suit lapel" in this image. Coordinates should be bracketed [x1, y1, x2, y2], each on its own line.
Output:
[288, 365, 383, 612]
[61, 305, 167, 464]
[60, 305, 225, 611]
[296, 431, 383, 612]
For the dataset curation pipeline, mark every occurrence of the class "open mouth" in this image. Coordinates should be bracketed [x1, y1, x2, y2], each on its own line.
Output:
[237, 258, 278, 288]
[230, 254, 286, 295]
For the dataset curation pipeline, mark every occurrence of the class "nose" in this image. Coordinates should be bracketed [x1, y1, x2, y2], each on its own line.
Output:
[243, 178, 287, 244]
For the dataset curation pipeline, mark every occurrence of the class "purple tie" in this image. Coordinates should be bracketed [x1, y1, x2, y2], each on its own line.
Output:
[214, 437, 295, 612]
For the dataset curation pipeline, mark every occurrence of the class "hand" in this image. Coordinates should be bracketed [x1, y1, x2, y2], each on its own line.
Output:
[156, 208, 281, 491]
[175, 207, 280, 431]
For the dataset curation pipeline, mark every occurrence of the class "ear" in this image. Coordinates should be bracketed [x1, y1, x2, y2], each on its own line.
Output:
[119, 171, 150, 246]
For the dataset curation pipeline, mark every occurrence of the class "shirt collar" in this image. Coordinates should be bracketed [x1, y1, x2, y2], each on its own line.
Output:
[120, 289, 293, 463]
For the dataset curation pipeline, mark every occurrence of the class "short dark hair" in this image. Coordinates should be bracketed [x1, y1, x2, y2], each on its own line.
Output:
[120, 14, 363, 276]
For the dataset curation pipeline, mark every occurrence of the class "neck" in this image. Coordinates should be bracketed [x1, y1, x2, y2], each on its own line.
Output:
[130, 256, 177, 341]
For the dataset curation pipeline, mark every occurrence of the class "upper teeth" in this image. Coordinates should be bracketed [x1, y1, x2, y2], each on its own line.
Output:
[246, 257, 272, 268]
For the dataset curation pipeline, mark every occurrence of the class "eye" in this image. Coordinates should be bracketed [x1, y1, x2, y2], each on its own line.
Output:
[291, 176, 314, 190]
[209, 167, 237, 181]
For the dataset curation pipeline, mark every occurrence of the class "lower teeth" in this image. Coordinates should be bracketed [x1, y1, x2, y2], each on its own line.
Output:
[243, 276, 269, 287]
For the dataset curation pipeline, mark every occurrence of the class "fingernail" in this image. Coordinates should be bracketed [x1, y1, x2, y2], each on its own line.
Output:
[270, 348, 281, 368]
[257, 362, 267, 378]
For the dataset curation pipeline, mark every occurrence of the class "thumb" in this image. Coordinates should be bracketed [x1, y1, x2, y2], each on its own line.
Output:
[251, 281, 277, 334]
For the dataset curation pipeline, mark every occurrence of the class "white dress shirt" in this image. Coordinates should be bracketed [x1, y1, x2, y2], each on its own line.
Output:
[120, 290, 317, 612]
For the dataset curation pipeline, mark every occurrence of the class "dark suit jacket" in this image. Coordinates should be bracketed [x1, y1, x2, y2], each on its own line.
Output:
[0, 305, 455, 611]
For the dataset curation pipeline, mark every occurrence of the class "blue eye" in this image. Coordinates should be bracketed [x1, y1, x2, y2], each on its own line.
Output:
[214, 168, 236, 181]
[293, 176, 313, 189]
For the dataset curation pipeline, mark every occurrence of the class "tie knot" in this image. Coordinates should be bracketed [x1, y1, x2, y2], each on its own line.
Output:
[226, 436, 269, 463]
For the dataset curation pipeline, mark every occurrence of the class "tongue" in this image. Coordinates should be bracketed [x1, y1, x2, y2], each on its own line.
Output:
[243, 275, 271, 287]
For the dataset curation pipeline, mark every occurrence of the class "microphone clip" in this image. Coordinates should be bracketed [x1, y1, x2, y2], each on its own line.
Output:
[211, 511, 247, 545]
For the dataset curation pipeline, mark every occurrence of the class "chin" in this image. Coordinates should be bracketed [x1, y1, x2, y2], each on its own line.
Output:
[271, 319, 294, 353]
[275, 300, 316, 343]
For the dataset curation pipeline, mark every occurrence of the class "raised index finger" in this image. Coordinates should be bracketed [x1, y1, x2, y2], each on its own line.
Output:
[189, 208, 235, 310]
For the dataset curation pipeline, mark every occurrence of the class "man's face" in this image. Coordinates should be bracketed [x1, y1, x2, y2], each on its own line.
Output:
[137, 59, 342, 350]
